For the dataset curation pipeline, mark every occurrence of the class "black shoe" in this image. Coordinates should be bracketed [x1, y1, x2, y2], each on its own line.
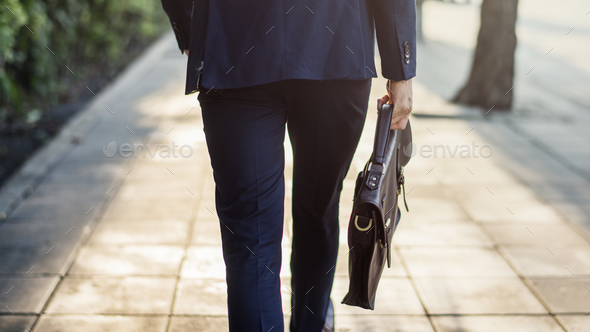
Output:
[322, 299, 334, 332]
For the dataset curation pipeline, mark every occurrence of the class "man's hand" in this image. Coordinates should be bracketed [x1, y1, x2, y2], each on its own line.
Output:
[184, 50, 189, 56]
[377, 79, 413, 130]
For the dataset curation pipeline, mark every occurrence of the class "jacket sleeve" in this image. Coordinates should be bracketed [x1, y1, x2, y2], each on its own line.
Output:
[369, 0, 417, 81]
[161, 0, 194, 54]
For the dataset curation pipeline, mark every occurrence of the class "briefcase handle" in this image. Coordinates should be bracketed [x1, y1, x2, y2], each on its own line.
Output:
[372, 103, 394, 166]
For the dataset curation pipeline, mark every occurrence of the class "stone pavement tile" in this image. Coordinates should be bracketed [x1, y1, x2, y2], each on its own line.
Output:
[191, 221, 222, 245]
[484, 224, 587, 245]
[332, 277, 425, 315]
[556, 315, 590, 332]
[46, 276, 176, 314]
[431, 315, 564, 332]
[181, 246, 225, 279]
[394, 222, 492, 246]
[444, 184, 543, 204]
[336, 244, 406, 277]
[501, 245, 590, 277]
[42, 162, 122, 186]
[169, 316, 228, 332]
[0, 277, 59, 313]
[0, 223, 85, 248]
[401, 184, 451, 199]
[334, 315, 434, 332]
[0, 316, 36, 332]
[402, 167, 440, 185]
[101, 198, 193, 219]
[173, 279, 228, 315]
[401, 198, 470, 222]
[114, 184, 199, 200]
[400, 247, 517, 277]
[69, 245, 184, 275]
[461, 203, 563, 224]
[530, 278, 590, 313]
[413, 277, 547, 314]
[0, 243, 77, 275]
[34, 315, 168, 332]
[88, 220, 188, 244]
[8, 184, 108, 220]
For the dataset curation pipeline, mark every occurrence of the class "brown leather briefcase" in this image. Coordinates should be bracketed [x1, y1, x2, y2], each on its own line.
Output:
[341, 103, 412, 310]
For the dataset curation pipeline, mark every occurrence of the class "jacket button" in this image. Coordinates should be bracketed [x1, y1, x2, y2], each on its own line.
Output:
[405, 58, 410, 64]
[403, 41, 409, 47]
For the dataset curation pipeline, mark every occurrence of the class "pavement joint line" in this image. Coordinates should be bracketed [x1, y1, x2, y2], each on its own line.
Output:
[85, 206, 95, 215]
[5, 286, 14, 295]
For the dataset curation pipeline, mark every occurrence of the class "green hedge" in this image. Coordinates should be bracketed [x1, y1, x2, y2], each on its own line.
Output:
[0, 0, 168, 123]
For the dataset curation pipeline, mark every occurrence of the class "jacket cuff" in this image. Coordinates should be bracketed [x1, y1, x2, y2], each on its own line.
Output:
[161, 0, 193, 53]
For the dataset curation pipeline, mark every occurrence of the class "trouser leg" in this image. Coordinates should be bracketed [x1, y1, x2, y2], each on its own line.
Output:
[286, 79, 372, 332]
[198, 83, 287, 332]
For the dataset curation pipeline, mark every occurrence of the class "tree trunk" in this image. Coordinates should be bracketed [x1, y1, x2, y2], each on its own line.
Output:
[453, 0, 519, 111]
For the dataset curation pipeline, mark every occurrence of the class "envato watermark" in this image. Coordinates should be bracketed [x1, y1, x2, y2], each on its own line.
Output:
[403, 141, 493, 158]
[103, 141, 193, 158]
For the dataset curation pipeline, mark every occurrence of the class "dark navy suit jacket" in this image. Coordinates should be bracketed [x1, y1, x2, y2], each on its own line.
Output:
[161, 0, 416, 94]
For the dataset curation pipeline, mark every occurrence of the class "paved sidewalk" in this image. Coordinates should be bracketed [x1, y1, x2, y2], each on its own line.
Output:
[1, 6, 590, 330]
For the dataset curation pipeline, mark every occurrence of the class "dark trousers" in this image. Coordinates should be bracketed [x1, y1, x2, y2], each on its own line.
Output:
[197, 78, 371, 332]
